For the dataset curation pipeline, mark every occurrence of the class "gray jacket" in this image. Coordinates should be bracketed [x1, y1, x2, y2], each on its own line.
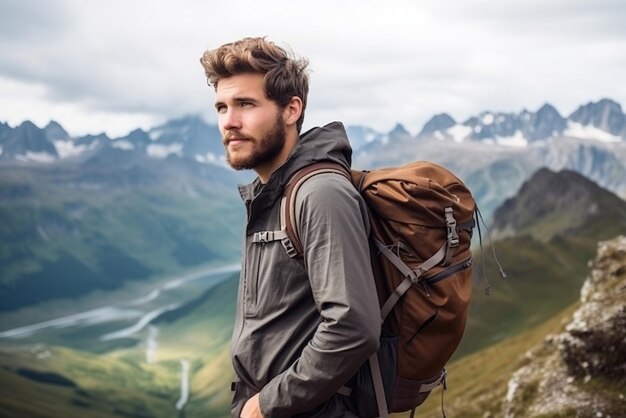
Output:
[231, 122, 381, 418]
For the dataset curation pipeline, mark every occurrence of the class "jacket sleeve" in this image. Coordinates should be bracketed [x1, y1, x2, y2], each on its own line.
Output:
[258, 173, 381, 417]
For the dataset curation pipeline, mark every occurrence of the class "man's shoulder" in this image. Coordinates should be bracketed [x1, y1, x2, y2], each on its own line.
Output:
[295, 171, 357, 203]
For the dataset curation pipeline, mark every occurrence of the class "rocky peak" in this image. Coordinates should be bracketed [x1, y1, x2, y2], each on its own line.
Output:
[44, 120, 70, 142]
[502, 235, 626, 417]
[346, 125, 386, 151]
[418, 113, 456, 136]
[4, 121, 58, 157]
[491, 168, 626, 242]
[569, 98, 625, 137]
[388, 123, 411, 138]
[465, 111, 519, 141]
[523, 103, 566, 141]
[119, 128, 152, 147]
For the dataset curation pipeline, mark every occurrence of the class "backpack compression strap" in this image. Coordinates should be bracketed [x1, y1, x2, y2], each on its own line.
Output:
[376, 238, 449, 321]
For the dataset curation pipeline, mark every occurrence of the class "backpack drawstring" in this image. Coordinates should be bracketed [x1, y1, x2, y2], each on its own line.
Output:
[475, 206, 507, 295]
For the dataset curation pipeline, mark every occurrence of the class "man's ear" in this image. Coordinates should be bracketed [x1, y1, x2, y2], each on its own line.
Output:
[283, 96, 303, 127]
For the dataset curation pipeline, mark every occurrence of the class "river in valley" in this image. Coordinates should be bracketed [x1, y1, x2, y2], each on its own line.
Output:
[0, 264, 239, 341]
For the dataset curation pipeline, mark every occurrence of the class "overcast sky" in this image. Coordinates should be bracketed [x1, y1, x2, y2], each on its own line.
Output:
[1, 0, 625, 138]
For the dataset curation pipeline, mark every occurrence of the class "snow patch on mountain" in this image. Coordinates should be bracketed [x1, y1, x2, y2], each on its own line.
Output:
[481, 113, 495, 125]
[15, 151, 56, 163]
[112, 140, 134, 150]
[448, 124, 472, 143]
[53, 140, 91, 159]
[564, 122, 621, 143]
[147, 143, 183, 159]
[495, 131, 528, 147]
[195, 153, 218, 164]
[148, 130, 161, 141]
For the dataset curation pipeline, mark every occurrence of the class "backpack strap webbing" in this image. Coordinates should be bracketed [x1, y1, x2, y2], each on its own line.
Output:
[369, 352, 390, 418]
[376, 239, 448, 321]
[281, 162, 351, 258]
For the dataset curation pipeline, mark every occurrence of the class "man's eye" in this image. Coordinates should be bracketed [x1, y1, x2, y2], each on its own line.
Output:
[241, 101, 253, 108]
[216, 105, 226, 113]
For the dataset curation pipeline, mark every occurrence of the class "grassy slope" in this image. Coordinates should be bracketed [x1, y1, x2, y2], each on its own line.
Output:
[455, 234, 591, 358]
[0, 345, 180, 418]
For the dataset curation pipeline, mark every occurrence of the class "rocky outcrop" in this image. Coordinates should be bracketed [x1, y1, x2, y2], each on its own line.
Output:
[502, 236, 626, 418]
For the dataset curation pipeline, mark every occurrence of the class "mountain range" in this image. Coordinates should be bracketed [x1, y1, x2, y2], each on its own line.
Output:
[1, 99, 625, 163]
[2, 98, 625, 222]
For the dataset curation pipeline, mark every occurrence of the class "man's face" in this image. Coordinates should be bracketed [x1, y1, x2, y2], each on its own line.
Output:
[215, 73, 286, 172]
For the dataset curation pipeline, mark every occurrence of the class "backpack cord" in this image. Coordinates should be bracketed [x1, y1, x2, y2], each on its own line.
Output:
[475, 210, 491, 295]
[440, 371, 447, 418]
[441, 381, 446, 418]
[475, 206, 507, 280]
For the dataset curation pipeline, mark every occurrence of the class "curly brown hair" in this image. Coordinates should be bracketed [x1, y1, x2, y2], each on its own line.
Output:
[200, 37, 310, 132]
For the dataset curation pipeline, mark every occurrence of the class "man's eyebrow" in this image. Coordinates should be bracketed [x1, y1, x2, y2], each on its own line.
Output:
[214, 96, 259, 109]
[234, 96, 259, 104]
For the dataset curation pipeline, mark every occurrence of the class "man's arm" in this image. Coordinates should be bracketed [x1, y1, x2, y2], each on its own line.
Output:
[258, 173, 381, 417]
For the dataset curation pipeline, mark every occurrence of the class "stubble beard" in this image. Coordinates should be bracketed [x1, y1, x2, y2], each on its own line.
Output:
[224, 115, 287, 171]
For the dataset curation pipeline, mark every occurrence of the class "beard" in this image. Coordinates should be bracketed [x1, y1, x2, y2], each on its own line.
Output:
[223, 114, 287, 171]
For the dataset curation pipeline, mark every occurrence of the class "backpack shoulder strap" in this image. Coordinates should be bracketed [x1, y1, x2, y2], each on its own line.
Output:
[281, 162, 351, 258]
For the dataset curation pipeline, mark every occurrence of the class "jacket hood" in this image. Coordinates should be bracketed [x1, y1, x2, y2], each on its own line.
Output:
[239, 121, 353, 205]
[282, 121, 352, 179]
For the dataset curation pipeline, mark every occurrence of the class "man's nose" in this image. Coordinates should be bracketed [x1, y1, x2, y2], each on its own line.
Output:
[221, 109, 242, 131]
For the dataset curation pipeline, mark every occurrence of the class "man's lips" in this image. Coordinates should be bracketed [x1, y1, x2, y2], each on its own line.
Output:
[224, 134, 251, 146]
[224, 139, 250, 151]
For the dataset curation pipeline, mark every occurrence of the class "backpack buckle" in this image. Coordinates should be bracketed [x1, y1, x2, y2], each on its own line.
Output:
[281, 238, 299, 258]
[444, 207, 459, 247]
[254, 231, 274, 243]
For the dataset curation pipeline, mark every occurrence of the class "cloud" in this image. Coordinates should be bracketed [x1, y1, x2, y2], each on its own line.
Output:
[1, 0, 625, 136]
[0, 0, 73, 41]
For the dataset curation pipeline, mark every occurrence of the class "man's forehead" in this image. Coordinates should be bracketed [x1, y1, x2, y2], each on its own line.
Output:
[215, 73, 266, 99]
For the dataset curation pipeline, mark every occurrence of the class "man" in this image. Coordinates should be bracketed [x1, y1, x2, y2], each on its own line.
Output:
[200, 37, 381, 418]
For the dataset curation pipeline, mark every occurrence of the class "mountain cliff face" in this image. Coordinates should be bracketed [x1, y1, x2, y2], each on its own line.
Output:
[491, 168, 626, 242]
[502, 236, 626, 418]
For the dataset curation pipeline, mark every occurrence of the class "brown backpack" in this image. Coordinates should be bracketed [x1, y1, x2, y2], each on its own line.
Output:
[280, 161, 477, 418]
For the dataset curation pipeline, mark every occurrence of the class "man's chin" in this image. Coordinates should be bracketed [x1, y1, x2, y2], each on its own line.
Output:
[226, 155, 255, 171]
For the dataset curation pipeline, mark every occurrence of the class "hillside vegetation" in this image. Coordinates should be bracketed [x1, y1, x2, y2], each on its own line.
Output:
[0, 160, 244, 311]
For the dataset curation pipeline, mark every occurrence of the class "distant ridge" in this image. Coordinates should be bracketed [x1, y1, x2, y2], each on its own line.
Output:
[1, 98, 624, 166]
[491, 168, 626, 242]
[414, 98, 625, 144]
